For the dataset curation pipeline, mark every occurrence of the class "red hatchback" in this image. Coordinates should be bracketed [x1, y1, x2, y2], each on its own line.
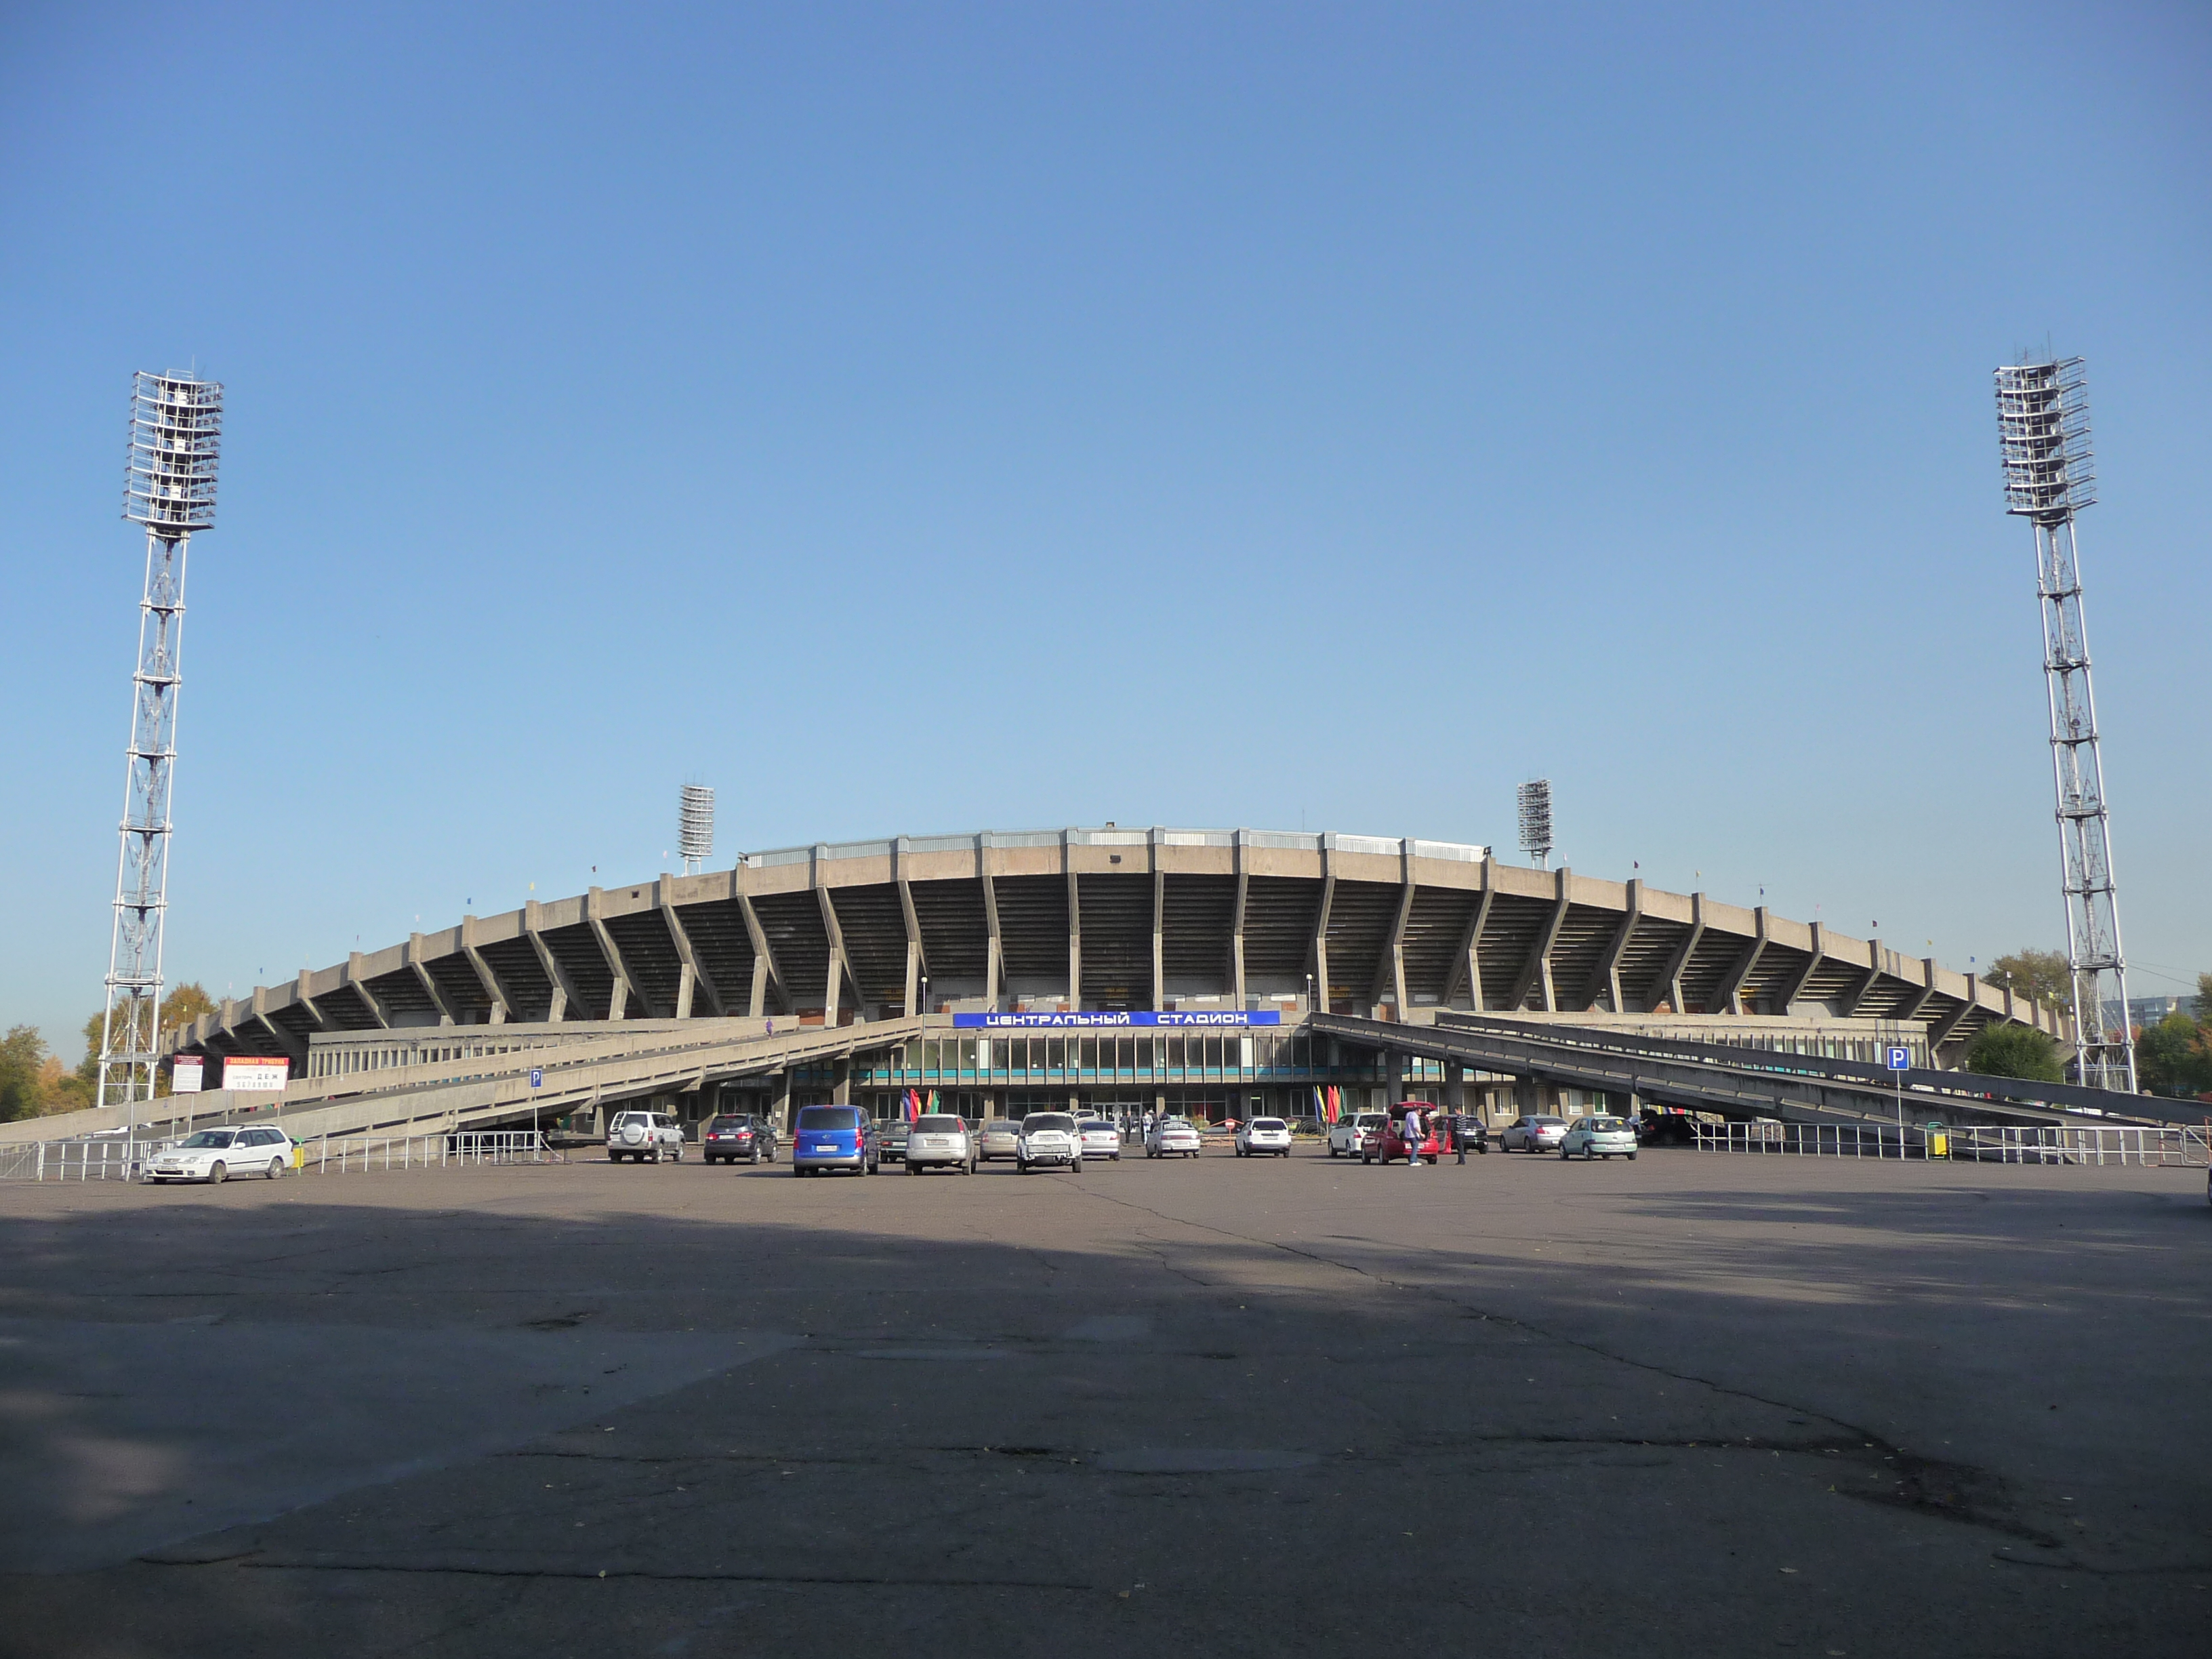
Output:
[1361, 1101, 1446, 1165]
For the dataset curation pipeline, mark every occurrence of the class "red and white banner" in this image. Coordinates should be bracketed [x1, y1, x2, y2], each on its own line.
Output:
[223, 1057, 289, 1092]
[171, 1057, 204, 1094]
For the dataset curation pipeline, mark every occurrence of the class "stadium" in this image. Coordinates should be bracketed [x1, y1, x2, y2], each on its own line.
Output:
[155, 825, 2064, 1134]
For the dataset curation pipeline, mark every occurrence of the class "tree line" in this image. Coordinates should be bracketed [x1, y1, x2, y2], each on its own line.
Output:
[1971, 949, 2211, 1098]
[0, 983, 216, 1123]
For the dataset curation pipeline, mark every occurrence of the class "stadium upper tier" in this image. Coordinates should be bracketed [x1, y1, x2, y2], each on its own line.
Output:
[166, 827, 2055, 1068]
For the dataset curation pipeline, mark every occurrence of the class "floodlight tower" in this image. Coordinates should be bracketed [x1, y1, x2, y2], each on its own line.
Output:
[1994, 356, 2134, 1092]
[98, 372, 223, 1119]
[678, 784, 715, 876]
[1516, 779, 1553, 869]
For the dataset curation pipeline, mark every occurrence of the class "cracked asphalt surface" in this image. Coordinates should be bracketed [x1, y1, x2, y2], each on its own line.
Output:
[1, 1144, 2207, 1656]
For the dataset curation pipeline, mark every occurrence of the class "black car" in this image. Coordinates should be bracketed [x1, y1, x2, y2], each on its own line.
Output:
[875, 1118, 912, 1163]
[702, 1113, 777, 1164]
[1446, 1113, 1489, 1154]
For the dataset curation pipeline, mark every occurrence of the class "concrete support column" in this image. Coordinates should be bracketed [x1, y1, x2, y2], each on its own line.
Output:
[1230, 831, 1250, 1009]
[832, 1057, 851, 1105]
[1310, 840, 1337, 1016]
[1151, 849, 1166, 1013]
[1386, 1050, 1407, 1105]
[1066, 853, 1082, 1012]
[773, 1070, 792, 1132]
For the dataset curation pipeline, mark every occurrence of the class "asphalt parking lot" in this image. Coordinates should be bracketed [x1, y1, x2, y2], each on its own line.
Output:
[1, 1144, 2207, 1657]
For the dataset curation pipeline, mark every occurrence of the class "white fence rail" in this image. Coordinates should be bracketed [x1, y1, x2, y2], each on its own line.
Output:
[1941, 1124, 2210, 1166]
[1694, 1120, 2211, 1166]
[310, 1131, 563, 1172]
[0, 1130, 561, 1183]
[1695, 1122, 1911, 1158]
[0, 1139, 178, 1182]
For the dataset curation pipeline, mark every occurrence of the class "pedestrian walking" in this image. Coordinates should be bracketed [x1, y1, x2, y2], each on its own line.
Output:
[1454, 1113, 1469, 1164]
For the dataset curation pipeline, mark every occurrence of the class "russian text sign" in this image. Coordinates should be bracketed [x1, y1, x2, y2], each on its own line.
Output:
[953, 1010, 1282, 1029]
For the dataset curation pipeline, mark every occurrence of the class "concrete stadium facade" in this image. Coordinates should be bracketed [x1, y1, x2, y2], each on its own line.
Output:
[169, 827, 2056, 1126]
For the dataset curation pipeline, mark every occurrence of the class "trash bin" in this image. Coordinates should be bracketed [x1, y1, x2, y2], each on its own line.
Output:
[1925, 1126, 1949, 1160]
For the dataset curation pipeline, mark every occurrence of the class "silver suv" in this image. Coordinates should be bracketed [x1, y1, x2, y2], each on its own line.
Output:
[607, 1109, 686, 1164]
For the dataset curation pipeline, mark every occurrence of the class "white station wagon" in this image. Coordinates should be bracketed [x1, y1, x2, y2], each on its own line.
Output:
[147, 1126, 295, 1184]
[1234, 1118, 1292, 1158]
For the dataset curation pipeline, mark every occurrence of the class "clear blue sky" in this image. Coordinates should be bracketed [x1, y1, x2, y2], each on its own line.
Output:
[4, 1, 2207, 1057]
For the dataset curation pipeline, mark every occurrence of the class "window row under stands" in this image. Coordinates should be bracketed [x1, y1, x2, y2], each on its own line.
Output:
[799, 1033, 1446, 1088]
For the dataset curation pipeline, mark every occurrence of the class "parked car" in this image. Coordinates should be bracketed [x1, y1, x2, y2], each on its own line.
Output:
[876, 1118, 912, 1163]
[1638, 1111, 1697, 1146]
[1145, 1117, 1202, 1158]
[146, 1125, 294, 1184]
[1328, 1111, 1388, 1158]
[1364, 1103, 1444, 1165]
[1017, 1112, 1082, 1174]
[702, 1113, 776, 1164]
[1559, 1115, 1639, 1160]
[978, 1120, 1023, 1162]
[1078, 1120, 1123, 1161]
[1500, 1115, 1569, 1153]
[903, 1113, 977, 1174]
[792, 1105, 879, 1176]
[1446, 1113, 1490, 1155]
[1235, 1117, 1292, 1157]
[608, 1110, 687, 1164]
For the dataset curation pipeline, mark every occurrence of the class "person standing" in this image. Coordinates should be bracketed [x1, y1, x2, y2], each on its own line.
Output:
[1454, 1112, 1469, 1164]
[1401, 1103, 1423, 1169]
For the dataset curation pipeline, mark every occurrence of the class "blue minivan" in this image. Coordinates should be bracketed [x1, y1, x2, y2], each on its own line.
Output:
[792, 1105, 879, 1177]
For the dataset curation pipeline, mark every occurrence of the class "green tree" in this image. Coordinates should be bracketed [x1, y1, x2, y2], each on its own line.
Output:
[2136, 1012, 2212, 1101]
[1985, 949, 2072, 1010]
[1963, 1021, 2065, 1083]
[2197, 972, 2212, 1023]
[70, 982, 217, 1099]
[0, 1025, 51, 1122]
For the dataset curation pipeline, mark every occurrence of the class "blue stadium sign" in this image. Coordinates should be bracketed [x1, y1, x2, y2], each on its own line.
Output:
[954, 1010, 1282, 1029]
[529, 1067, 544, 1088]
[1885, 1046, 1911, 1071]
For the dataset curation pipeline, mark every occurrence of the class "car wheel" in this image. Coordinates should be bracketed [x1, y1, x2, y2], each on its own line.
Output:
[1111, 1152, 1120, 1161]
[266, 1157, 285, 1179]
[906, 1160, 920, 1175]
[209, 1161, 227, 1184]
[1628, 1151, 1638, 1161]
[748, 1150, 760, 1164]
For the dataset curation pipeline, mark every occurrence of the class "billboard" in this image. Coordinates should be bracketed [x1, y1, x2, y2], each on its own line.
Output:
[171, 1057, 204, 1094]
[222, 1057, 290, 1092]
[952, 1010, 1282, 1029]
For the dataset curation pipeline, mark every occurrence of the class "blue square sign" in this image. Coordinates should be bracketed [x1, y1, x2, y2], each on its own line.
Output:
[529, 1067, 544, 1088]
[1885, 1046, 1911, 1071]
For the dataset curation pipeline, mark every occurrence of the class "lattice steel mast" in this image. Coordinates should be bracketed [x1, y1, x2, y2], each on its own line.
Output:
[1994, 356, 2134, 1092]
[97, 372, 222, 1119]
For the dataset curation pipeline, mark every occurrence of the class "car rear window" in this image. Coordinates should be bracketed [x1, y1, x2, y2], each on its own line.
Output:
[1588, 1118, 1625, 1130]
[983, 1120, 1017, 1132]
[797, 1106, 861, 1132]
[1023, 1113, 1076, 1133]
[1250, 1119, 1286, 1130]
[913, 1116, 963, 1132]
[1535, 1116, 1566, 1126]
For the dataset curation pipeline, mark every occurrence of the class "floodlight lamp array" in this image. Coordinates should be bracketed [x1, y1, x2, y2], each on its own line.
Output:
[679, 784, 716, 867]
[123, 372, 224, 531]
[1995, 358, 2093, 525]
[1516, 779, 1553, 863]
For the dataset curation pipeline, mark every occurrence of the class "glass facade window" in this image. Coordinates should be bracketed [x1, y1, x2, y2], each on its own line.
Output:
[1048, 1038, 1065, 1070]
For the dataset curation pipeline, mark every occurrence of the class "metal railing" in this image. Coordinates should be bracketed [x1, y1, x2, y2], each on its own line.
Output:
[1694, 1122, 1912, 1158]
[1694, 1120, 2212, 1166]
[0, 1138, 179, 1182]
[1940, 1124, 2210, 1166]
[310, 1130, 564, 1172]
